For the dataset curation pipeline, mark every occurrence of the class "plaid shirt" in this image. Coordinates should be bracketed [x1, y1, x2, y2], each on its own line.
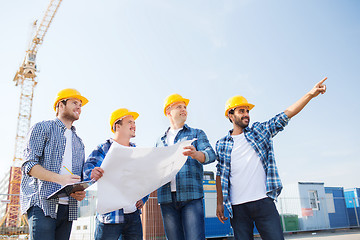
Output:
[83, 139, 149, 224]
[216, 112, 290, 217]
[20, 118, 85, 221]
[156, 124, 216, 204]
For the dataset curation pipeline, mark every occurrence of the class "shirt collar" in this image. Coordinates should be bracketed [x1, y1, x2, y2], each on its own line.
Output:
[109, 138, 136, 147]
[226, 126, 250, 140]
[54, 118, 76, 132]
[243, 126, 251, 132]
[226, 130, 233, 140]
[162, 123, 189, 139]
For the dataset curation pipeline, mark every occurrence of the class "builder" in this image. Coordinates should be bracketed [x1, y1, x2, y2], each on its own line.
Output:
[216, 78, 327, 240]
[156, 93, 216, 240]
[83, 108, 148, 240]
[20, 88, 88, 240]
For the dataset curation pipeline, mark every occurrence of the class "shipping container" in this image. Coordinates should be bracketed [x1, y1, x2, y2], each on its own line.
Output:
[324, 187, 350, 228]
[203, 179, 233, 238]
[344, 188, 360, 227]
[278, 182, 330, 231]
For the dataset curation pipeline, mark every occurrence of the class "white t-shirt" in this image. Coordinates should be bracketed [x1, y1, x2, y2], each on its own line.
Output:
[58, 129, 73, 205]
[229, 133, 267, 205]
[166, 128, 182, 192]
[115, 141, 137, 214]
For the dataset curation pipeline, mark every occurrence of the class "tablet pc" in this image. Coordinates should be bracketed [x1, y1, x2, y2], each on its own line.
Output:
[47, 179, 95, 200]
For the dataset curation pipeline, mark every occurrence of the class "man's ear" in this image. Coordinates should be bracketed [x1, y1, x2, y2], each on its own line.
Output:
[114, 123, 119, 132]
[57, 102, 64, 113]
[165, 108, 171, 117]
[228, 113, 235, 123]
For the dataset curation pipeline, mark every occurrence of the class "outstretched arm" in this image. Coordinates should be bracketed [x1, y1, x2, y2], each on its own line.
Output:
[284, 77, 327, 118]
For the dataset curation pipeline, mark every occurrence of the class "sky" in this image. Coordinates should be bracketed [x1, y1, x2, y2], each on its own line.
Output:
[0, 0, 359, 190]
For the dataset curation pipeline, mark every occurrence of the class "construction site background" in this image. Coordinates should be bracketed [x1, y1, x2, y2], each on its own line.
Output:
[0, 186, 359, 240]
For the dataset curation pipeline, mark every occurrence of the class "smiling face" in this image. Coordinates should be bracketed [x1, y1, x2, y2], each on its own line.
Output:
[58, 98, 82, 121]
[166, 102, 187, 125]
[229, 106, 250, 129]
[115, 115, 136, 138]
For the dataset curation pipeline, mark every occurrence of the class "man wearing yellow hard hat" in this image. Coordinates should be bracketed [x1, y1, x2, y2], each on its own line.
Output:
[156, 93, 216, 240]
[20, 88, 89, 240]
[215, 78, 327, 240]
[83, 108, 148, 240]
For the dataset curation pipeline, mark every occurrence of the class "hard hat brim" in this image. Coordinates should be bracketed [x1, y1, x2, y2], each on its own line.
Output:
[164, 98, 190, 116]
[53, 95, 89, 111]
[111, 111, 139, 133]
[225, 103, 255, 118]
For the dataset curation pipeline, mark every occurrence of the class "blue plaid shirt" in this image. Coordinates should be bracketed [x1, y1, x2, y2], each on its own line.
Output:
[83, 139, 149, 224]
[216, 112, 290, 217]
[156, 124, 216, 204]
[20, 118, 85, 221]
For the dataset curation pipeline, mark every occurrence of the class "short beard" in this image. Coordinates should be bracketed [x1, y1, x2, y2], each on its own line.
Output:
[234, 116, 250, 129]
[62, 108, 79, 122]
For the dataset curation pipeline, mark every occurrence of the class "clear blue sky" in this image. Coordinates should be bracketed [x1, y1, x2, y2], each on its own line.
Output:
[1, 0, 359, 189]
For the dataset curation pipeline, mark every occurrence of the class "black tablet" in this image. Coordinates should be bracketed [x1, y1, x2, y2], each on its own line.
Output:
[47, 179, 95, 200]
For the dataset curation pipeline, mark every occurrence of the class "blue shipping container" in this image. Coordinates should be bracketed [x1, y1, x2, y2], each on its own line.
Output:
[203, 180, 233, 238]
[344, 188, 360, 227]
[325, 187, 350, 228]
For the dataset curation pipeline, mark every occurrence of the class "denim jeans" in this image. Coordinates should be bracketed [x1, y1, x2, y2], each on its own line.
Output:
[27, 205, 73, 240]
[230, 197, 284, 240]
[160, 193, 205, 240]
[94, 209, 142, 240]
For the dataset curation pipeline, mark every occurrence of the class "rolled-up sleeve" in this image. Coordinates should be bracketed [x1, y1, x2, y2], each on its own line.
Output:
[196, 129, 216, 165]
[83, 146, 106, 181]
[215, 140, 222, 176]
[261, 112, 290, 138]
[21, 123, 47, 175]
[142, 195, 149, 204]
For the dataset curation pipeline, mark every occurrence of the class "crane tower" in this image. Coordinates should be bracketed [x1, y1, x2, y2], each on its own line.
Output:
[3, 0, 63, 233]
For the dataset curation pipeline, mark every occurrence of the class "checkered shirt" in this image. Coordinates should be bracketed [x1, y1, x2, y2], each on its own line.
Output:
[20, 118, 85, 221]
[83, 139, 149, 224]
[216, 112, 290, 217]
[156, 124, 216, 204]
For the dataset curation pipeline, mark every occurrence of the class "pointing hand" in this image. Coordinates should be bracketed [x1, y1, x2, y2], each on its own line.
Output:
[309, 77, 327, 98]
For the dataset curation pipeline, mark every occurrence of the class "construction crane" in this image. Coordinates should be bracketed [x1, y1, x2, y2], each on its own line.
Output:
[1, 0, 63, 235]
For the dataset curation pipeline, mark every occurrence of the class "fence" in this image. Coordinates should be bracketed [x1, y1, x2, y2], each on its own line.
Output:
[70, 191, 166, 240]
[0, 192, 359, 239]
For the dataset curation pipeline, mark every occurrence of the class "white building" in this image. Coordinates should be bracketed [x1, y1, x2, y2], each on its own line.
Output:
[0, 171, 10, 218]
[277, 182, 330, 231]
[71, 190, 97, 240]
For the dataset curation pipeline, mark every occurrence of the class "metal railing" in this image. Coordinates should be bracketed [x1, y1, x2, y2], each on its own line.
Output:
[0, 193, 359, 239]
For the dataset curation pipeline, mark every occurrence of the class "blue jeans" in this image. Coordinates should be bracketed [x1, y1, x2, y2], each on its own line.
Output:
[231, 197, 284, 240]
[160, 193, 205, 240]
[27, 205, 72, 240]
[94, 209, 142, 240]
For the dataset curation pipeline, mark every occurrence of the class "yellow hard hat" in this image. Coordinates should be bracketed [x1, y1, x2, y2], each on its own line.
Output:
[53, 88, 89, 111]
[163, 93, 189, 116]
[110, 108, 139, 133]
[225, 95, 254, 118]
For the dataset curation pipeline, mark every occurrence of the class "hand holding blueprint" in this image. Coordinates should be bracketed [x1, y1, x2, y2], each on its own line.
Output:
[96, 139, 195, 214]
